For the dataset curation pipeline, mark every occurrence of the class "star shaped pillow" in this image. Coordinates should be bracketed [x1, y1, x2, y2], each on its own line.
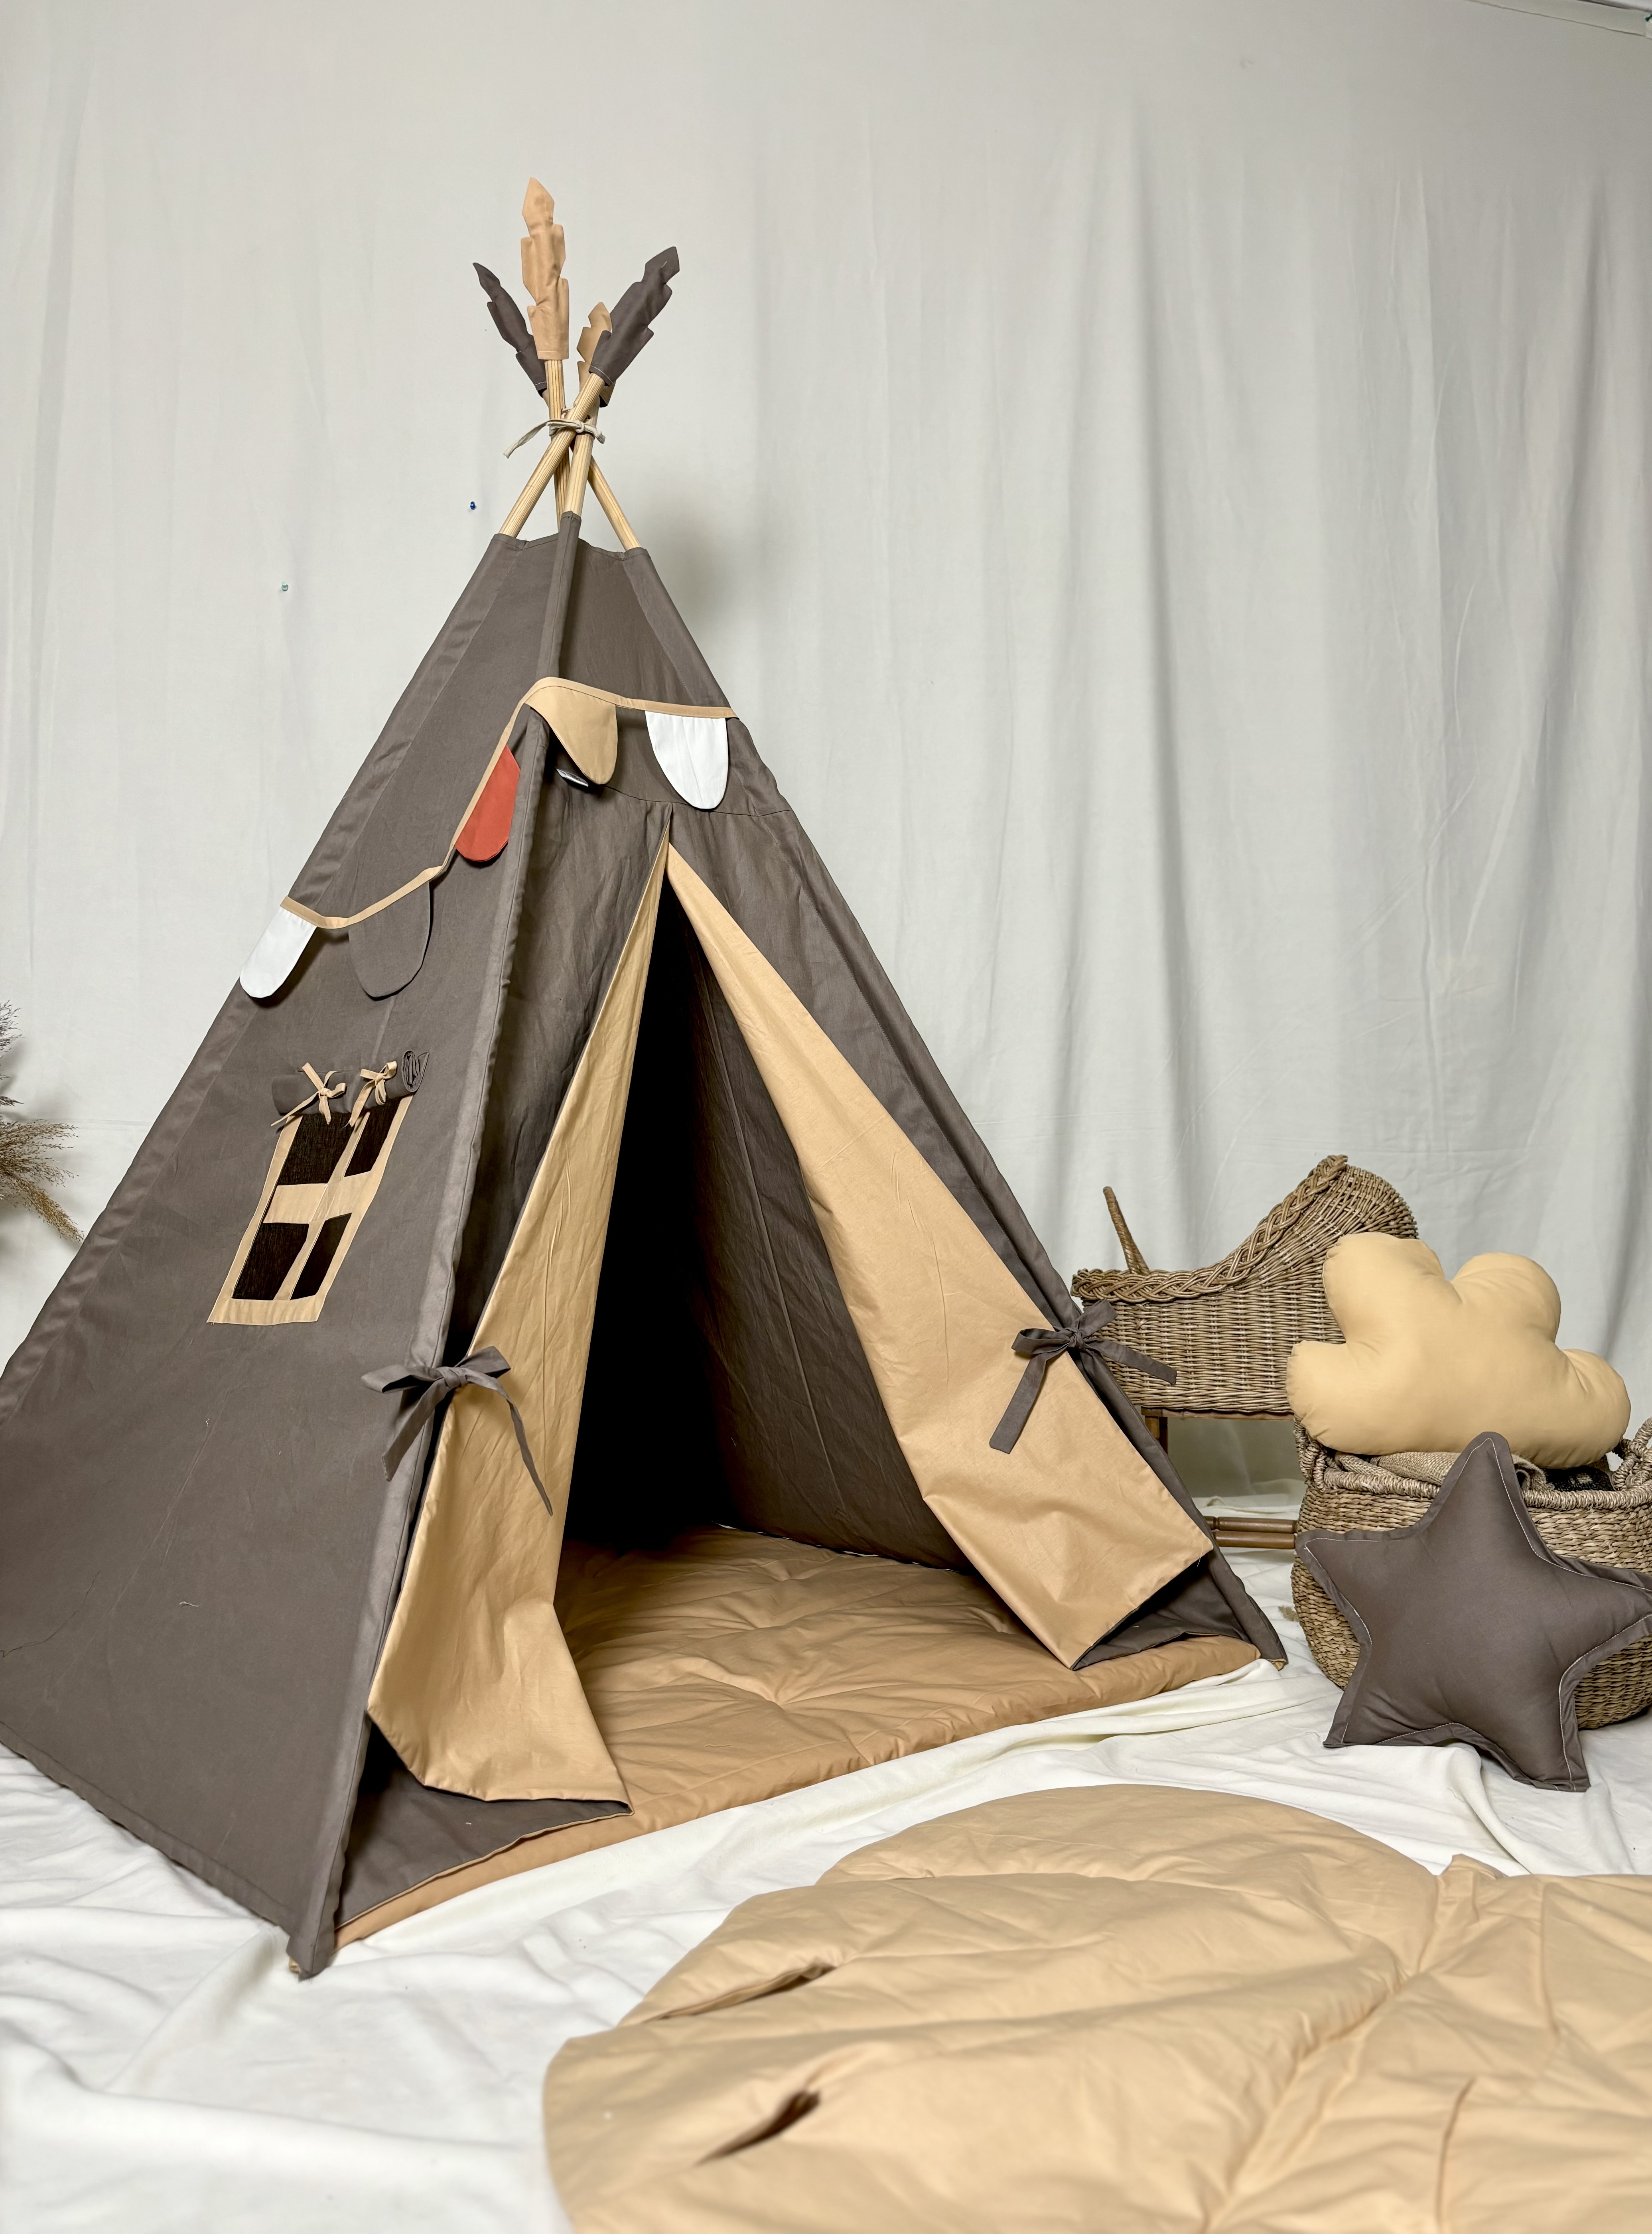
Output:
[1299, 1432, 1652, 1790]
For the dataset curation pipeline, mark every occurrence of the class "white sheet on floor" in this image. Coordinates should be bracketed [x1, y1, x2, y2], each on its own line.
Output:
[7, 1549, 1652, 2234]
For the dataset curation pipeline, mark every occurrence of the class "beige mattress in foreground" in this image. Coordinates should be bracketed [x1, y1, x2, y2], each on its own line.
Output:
[343, 1530, 1252, 1940]
[545, 1782, 1652, 2234]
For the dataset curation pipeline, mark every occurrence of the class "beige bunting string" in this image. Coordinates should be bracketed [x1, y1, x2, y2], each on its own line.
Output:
[278, 679, 737, 936]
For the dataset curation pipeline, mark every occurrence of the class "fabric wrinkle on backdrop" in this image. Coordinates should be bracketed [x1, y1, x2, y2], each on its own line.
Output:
[5, 0, 1650, 1410]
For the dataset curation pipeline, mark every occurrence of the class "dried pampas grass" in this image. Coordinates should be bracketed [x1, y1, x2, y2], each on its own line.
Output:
[0, 1004, 79, 1242]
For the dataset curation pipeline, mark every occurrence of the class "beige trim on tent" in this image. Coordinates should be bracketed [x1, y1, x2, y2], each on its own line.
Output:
[522, 676, 738, 774]
[367, 839, 671, 1801]
[666, 848, 1211, 1667]
[283, 681, 735, 933]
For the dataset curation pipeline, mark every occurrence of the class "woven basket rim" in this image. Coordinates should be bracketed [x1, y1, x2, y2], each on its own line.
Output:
[1297, 1426, 1652, 1514]
[1072, 1155, 1409, 1303]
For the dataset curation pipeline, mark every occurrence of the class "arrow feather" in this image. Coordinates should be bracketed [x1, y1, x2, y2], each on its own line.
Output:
[474, 264, 546, 394]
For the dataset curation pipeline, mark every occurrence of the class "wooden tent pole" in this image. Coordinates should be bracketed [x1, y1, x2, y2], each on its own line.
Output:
[563, 422, 597, 519]
[545, 359, 569, 515]
[547, 295, 617, 538]
[558, 296, 614, 529]
[499, 372, 603, 536]
[587, 460, 640, 550]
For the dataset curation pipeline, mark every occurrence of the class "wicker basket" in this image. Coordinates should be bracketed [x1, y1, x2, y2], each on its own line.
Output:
[1293, 1421, 1652, 1729]
[1070, 1155, 1417, 1416]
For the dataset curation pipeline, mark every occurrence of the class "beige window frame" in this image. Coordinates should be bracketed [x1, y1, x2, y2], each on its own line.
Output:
[210, 1096, 413, 1327]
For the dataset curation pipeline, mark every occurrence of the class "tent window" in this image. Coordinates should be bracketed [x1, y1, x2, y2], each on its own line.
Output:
[209, 1096, 414, 1327]
[347, 1104, 398, 1174]
[281, 1111, 358, 1187]
[292, 1213, 353, 1298]
[235, 1221, 311, 1301]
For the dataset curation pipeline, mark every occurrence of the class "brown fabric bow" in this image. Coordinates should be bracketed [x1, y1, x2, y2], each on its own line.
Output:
[989, 1300, 1176, 1454]
[363, 1346, 553, 1518]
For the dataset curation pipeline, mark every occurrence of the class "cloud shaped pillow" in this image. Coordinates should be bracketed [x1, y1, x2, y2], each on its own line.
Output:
[1287, 1235, 1630, 1467]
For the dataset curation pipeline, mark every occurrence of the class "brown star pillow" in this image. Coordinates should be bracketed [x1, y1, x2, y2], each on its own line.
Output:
[1298, 1432, 1652, 1790]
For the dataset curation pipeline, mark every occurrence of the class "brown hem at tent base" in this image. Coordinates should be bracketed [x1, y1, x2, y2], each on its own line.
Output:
[338, 1527, 1255, 1944]
[0, 1709, 292, 1938]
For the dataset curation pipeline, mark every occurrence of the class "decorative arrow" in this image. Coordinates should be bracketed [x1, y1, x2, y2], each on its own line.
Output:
[473, 264, 545, 394]
[500, 243, 680, 538]
[518, 178, 569, 369]
[587, 248, 678, 398]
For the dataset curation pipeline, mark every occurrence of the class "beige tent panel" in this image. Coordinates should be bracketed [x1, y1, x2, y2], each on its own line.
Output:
[666, 849, 1210, 1666]
[368, 839, 671, 1800]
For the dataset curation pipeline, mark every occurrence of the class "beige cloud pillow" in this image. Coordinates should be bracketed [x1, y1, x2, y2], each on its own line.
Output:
[1287, 1235, 1630, 1467]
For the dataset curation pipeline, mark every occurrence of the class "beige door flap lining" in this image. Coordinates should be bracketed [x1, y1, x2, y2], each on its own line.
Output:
[664, 847, 1210, 1666]
[367, 837, 671, 1801]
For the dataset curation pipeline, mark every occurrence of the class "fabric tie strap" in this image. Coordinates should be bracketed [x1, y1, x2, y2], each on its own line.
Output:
[350, 1061, 399, 1126]
[272, 1061, 351, 1128]
[362, 1346, 554, 1518]
[505, 414, 606, 459]
[989, 1299, 1177, 1454]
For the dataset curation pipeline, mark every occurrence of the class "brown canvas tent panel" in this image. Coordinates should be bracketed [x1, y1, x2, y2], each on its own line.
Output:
[0, 194, 1281, 1974]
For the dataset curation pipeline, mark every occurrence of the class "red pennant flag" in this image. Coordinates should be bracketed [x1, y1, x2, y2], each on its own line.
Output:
[456, 748, 520, 864]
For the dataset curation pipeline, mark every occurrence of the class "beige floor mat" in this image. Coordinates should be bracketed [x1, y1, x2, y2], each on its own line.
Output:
[342, 1529, 1252, 1940]
[544, 1782, 1652, 2234]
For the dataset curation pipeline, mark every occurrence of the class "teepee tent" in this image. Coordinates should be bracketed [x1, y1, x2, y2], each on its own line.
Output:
[0, 187, 1281, 1974]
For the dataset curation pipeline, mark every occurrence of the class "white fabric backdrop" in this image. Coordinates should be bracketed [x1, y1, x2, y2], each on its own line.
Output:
[4, 0, 1651, 1406]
